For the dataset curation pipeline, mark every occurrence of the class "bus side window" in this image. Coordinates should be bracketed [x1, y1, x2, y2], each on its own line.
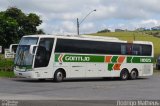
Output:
[132, 44, 142, 55]
[126, 44, 132, 55]
[121, 45, 126, 55]
[142, 45, 152, 56]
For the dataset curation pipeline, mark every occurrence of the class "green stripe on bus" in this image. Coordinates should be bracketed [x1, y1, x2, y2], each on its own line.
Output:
[131, 57, 140, 63]
[127, 57, 153, 63]
[55, 54, 60, 62]
[62, 54, 104, 62]
[17, 65, 32, 69]
[55, 54, 153, 63]
[108, 64, 114, 71]
[127, 57, 132, 63]
[111, 56, 118, 63]
[55, 54, 104, 62]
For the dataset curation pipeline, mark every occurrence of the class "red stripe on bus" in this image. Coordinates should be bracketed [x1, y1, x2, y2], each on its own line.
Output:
[58, 54, 64, 62]
[113, 64, 121, 70]
[118, 56, 125, 63]
[105, 56, 112, 63]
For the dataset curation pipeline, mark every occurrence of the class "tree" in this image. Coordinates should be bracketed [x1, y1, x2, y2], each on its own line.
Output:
[0, 7, 45, 50]
[0, 12, 19, 48]
[97, 29, 111, 33]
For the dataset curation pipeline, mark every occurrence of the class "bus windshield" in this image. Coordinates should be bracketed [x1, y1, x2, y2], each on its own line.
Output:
[14, 37, 38, 67]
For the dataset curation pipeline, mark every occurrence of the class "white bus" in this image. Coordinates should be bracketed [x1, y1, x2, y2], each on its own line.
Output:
[10, 35, 154, 82]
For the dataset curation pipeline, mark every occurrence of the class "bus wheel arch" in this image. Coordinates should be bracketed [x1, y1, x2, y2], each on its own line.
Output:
[120, 68, 129, 80]
[54, 68, 66, 82]
[130, 68, 138, 80]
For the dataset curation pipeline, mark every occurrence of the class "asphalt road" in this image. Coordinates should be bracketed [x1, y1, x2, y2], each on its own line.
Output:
[0, 73, 160, 105]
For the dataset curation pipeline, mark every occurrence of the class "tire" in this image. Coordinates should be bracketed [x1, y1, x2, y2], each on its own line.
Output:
[120, 69, 129, 80]
[54, 70, 64, 82]
[130, 69, 138, 80]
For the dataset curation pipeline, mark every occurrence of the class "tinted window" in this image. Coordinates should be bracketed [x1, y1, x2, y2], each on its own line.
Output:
[121, 43, 152, 56]
[55, 39, 121, 55]
[132, 44, 142, 55]
[142, 45, 152, 56]
[55, 39, 152, 56]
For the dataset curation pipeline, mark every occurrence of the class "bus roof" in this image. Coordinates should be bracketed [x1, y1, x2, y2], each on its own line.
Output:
[23, 34, 153, 45]
[23, 34, 121, 41]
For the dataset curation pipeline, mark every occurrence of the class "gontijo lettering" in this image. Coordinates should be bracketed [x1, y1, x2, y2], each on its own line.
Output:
[65, 56, 90, 62]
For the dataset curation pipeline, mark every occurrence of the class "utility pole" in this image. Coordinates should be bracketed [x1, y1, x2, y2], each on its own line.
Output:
[77, 9, 96, 35]
[77, 18, 79, 35]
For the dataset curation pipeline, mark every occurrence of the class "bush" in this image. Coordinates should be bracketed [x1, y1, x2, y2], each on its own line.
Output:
[97, 29, 111, 33]
[0, 71, 15, 77]
[0, 54, 14, 71]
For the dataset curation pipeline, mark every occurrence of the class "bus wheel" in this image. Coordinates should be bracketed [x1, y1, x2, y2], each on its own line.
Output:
[54, 70, 64, 82]
[120, 69, 129, 80]
[130, 69, 138, 80]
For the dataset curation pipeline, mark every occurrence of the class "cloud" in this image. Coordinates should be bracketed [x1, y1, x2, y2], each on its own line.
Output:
[141, 19, 160, 25]
[1, 0, 160, 34]
[61, 21, 76, 33]
[81, 23, 95, 32]
[0, 0, 9, 10]
[135, 19, 160, 28]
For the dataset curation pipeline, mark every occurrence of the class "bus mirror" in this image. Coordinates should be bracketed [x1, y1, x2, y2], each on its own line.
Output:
[9, 44, 18, 54]
[30, 45, 37, 55]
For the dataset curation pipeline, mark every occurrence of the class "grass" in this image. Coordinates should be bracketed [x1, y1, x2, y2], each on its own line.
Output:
[0, 54, 14, 71]
[91, 31, 160, 58]
[0, 54, 14, 77]
[0, 71, 15, 78]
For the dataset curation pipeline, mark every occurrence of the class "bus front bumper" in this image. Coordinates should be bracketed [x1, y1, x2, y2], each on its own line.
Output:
[14, 70, 39, 79]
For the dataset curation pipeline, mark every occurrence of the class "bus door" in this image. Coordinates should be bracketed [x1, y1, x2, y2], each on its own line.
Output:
[33, 38, 54, 78]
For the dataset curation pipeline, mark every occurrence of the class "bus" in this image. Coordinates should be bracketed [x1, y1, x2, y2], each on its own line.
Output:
[10, 35, 154, 82]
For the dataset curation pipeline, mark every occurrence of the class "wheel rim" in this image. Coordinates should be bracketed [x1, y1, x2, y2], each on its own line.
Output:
[131, 71, 137, 79]
[122, 72, 127, 79]
[57, 72, 63, 81]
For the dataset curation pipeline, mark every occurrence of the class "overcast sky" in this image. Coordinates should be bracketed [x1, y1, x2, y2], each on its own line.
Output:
[1, 0, 160, 35]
